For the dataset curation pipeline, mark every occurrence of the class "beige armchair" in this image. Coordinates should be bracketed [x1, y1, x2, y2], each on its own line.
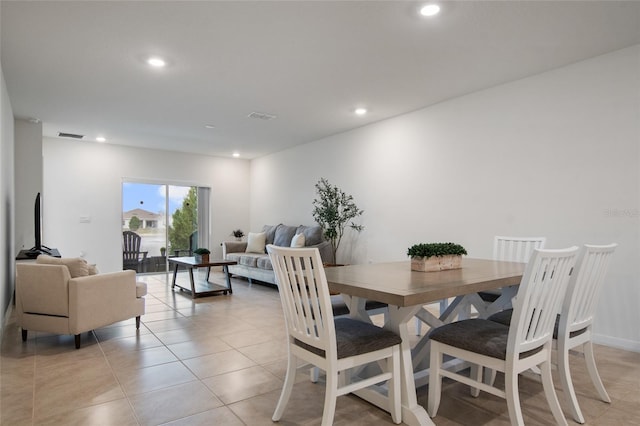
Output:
[16, 257, 146, 349]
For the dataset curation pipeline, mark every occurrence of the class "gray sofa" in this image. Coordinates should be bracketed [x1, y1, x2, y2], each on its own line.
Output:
[222, 224, 333, 285]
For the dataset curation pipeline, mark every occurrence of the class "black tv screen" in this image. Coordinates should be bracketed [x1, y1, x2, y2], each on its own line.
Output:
[32, 192, 50, 255]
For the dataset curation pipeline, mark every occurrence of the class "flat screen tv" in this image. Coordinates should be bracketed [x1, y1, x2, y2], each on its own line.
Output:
[30, 192, 51, 255]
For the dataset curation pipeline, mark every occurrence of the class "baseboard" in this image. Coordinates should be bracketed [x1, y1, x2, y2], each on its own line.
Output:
[593, 333, 640, 353]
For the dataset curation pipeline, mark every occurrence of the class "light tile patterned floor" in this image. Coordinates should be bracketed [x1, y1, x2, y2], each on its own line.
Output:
[1, 272, 638, 425]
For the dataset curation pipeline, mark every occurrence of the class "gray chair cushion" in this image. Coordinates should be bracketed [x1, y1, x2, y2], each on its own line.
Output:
[274, 225, 298, 247]
[429, 319, 542, 360]
[487, 309, 587, 340]
[296, 225, 324, 246]
[487, 309, 513, 326]
[295, 318, 401, 359]
[330, 295, 387, 317]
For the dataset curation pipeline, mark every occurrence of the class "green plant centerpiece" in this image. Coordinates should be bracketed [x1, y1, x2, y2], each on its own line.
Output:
[407, 242, 467, 272]
[231, 229, 244, 240]
[312, 177, 364, 264]
[193, 247, 211, 264]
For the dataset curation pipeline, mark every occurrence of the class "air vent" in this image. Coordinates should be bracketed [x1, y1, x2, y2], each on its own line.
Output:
[247, 111, 277, 121]
[58, 132, 84, 139]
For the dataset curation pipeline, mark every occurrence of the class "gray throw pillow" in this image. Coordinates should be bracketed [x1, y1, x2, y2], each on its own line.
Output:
[273, 225, 298, 247]
[262, 224, 281, 246]
[296, 225, 323, 246]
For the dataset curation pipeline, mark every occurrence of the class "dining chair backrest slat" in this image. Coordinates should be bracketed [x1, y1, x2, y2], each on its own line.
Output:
[508, 247, 579, 356]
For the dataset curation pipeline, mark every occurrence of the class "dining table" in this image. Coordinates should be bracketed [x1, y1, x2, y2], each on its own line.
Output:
[324, 257, 526, 426]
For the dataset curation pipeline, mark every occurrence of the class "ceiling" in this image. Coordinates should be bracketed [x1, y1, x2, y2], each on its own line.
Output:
[2, 1, 639, 159]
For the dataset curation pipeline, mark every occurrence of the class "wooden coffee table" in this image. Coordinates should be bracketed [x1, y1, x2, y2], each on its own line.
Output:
[168, 257, 237, 298]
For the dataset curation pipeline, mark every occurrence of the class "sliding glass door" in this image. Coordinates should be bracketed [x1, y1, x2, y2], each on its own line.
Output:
[122, 181, 210, 273]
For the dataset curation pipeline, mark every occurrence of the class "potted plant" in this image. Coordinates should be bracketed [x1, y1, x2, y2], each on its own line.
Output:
[312, 177, 364, 264]
[407, 242, 468, 272]
[193, 248, 211, 264]
[231, 229, 244, 241]
[160, 247, 166, 257]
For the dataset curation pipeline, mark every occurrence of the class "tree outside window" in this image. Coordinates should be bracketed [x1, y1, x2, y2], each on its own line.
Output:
[168, 187, 197, 253]
[129, 216, 141, 231]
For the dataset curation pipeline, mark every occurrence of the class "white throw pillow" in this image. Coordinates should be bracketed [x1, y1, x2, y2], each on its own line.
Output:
[246, 232, 267, 253]
[290, 233, 306, 248]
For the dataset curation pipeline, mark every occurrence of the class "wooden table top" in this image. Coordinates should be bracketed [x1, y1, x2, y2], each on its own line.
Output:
[324, 258, 525, 307]
[168, 257, 238, 268]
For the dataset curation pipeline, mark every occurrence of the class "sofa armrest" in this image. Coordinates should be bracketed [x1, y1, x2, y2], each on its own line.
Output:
[68, 270, 139, 332]
[222, 241, 248, 258]
[308, 240, 334, 264]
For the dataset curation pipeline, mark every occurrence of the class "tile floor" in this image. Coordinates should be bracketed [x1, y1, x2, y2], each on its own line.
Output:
[1, 271, 638, 425]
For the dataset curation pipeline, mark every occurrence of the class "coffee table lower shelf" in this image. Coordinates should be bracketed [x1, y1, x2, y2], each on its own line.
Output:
[172, 280, 232, 297]
[168, 257, 237, 299]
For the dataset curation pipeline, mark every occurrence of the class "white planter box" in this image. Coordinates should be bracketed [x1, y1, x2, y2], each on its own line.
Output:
[411, 255, 462, 272]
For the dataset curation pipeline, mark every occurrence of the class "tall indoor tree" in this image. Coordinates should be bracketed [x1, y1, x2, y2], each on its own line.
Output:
[312, 178, 364, 263]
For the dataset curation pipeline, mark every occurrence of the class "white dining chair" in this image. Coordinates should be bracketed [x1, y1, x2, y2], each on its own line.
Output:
[477, 235, 546, 310]
[428, 247, 579, 426]
[493, 235, 547, 263]
[267, 245, 401, 425]
[489, 243, 617, 423]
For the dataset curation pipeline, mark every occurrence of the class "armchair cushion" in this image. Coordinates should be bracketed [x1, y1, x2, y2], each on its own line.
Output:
[36, 255, 89, 278]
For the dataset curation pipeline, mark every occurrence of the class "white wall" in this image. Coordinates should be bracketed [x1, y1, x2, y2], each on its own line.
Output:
[251, 45, 640, 351]
[0, 65, 16, 335]
[43, 139, 250, 273]
[14, 119, 42, 251]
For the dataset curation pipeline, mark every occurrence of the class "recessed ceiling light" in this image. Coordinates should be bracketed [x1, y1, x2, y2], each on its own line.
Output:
[232, 152, 240, 158]
[204, 124, 216, 129]
[354, 108, 367, 116]
[147, 57, 166, 68]
[96, 136, 106, 142]
[420, 4, 441, 17]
